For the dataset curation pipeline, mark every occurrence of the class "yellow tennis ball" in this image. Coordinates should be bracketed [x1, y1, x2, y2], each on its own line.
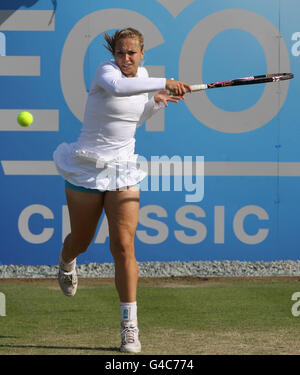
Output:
[17, 111, 34, 127]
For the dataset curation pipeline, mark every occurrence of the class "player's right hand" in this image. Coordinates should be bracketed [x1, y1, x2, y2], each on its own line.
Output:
[165, 79, 192, 96]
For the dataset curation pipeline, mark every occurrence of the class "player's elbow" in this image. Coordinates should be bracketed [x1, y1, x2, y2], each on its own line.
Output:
[109, 81, 128, 96]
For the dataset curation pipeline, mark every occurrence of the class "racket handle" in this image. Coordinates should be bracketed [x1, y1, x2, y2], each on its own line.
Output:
[190, 84, 207, 91]
[169, 83, 207, 95]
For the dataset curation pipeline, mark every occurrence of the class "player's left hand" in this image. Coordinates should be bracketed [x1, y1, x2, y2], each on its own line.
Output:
[154, 90, 184, 107]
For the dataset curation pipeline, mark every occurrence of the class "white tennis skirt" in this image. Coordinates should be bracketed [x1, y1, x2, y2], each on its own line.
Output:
[53, 142, 147, 191]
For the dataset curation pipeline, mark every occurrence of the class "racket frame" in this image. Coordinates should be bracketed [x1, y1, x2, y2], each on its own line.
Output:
[189, 73, 294, 92]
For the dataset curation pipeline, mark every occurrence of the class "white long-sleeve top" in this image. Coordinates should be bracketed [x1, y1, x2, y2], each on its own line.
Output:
[53, 60, 166, 190]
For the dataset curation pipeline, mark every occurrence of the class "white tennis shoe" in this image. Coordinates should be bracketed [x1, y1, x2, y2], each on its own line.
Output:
[120, 320, 141, 353]
[58, 267, 78, 297]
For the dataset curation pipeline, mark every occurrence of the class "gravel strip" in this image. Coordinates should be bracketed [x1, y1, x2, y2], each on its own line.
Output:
[0, 260, 300, 278]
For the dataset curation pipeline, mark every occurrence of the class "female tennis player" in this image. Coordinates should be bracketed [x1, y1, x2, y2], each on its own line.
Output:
[53, 27, 191, 353]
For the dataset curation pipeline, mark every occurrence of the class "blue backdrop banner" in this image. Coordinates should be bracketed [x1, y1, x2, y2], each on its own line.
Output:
[0, 0, 299, 265]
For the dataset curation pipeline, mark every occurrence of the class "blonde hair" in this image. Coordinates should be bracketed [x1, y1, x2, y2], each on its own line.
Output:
[103, 28, 144, 55]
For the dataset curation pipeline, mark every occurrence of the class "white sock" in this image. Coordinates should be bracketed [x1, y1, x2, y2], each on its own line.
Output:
[120, 302, 137, 322]
[59, 251, 76, 272]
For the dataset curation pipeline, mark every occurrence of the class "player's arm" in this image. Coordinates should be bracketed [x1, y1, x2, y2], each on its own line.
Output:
[95, 62, 191, 96]
[95, 63, 166, 96]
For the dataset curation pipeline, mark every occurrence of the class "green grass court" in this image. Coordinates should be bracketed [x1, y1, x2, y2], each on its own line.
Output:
[0, 277, 300, 355]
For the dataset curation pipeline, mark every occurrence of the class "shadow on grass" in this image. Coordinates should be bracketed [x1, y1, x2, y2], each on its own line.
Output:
[0, 343, 119, 352]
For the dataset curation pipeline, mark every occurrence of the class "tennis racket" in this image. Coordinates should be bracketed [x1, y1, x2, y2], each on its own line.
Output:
[171, 73, 294, 93]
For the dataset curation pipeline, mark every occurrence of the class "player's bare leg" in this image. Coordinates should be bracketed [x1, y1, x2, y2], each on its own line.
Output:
[104, 186, 141, 352]
[58, 187, 104, 296]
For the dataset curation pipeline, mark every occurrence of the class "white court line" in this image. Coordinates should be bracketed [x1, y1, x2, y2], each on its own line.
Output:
[0, 10, 55, 31]
[0, 56, 40, 76]
[0, 110, 59, 131]
[1, 161, 300, 177]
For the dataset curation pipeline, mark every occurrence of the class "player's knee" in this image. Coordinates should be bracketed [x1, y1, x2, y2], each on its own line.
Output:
[110, 236, 135, 260]
[67, 233, 93, 254]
